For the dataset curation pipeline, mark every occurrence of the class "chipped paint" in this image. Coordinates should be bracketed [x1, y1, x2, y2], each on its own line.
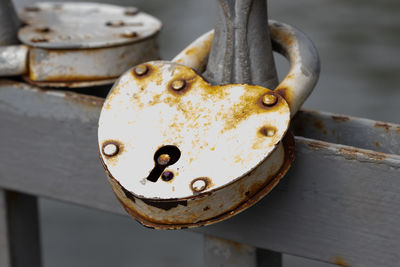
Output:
[172, 20, 320, 118]
[98, 61, 295, 228]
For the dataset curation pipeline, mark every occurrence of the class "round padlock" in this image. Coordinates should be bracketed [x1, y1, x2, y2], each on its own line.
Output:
[98, 21, 320, 229]
[0, 2, 162, 88]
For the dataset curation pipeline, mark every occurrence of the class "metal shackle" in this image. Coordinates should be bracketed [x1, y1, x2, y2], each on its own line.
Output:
[173, 20, 321, 117]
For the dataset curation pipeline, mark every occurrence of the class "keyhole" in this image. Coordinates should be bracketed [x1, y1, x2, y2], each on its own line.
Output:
[146, 145, 181, 182]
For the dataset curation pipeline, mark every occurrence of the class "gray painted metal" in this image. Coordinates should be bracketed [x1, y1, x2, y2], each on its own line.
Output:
[204, 236, 282, 267]
[203, 1, 280, 264]
[204, 235, 258, 267]
[18, 2, 162, 49]
[0, 189, 11, 267]
[0, 46, 29, 76]
[1, 81, 400, 266]
[4, 191, 41, 267]
[292, 110, 400, 155]
[0, 0, 20, 45]
[203, 0, 278, 88]
[0, 2, 161, 87]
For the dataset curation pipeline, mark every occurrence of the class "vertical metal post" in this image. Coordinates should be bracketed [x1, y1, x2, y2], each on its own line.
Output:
[204, 235, 258, 267]
[204, 236, 282, 267]
[203, 1, 282, 266]
[4, 191, 42, 267]
[203, 0, 278, 89]
[0, 189, 11, 267]
[0, 0, 20, 45]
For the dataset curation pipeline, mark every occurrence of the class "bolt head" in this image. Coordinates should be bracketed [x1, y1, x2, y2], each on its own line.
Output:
[106, 20, 125, 27]
[266, 128, 276, 137]
[157, 154, 171, 166]
[191, 179, 207, 192]
[103, 143, 119, 157]
[171, 80, 186, 91]
[134, 65, 148, 76]
[161, 171, 174, 182]
[262, 94, 278, 106]
[122, 31, 138, 38]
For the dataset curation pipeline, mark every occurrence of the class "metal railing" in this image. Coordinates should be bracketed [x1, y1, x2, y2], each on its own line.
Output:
[1, 79, 399, 267]
[1, 0, 400, 266]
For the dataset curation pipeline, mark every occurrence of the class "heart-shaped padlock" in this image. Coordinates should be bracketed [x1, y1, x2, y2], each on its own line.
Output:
[98, 21, 320, 229]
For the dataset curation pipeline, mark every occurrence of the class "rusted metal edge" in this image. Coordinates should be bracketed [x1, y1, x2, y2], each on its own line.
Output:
[292, 109, 400, 155]
[101, 133, 295, 229]
[296, 136, 400, 166]
[1, 80, 400, 266]
[22, 75, 117, 88]
[172, 20, 320, 118]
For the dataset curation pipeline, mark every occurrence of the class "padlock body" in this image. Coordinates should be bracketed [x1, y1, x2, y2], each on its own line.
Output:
[98, 61, 293, 229]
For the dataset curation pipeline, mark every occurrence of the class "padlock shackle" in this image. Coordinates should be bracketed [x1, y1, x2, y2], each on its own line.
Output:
[271, 20, 320, 117]
[173, 20, 320, 117]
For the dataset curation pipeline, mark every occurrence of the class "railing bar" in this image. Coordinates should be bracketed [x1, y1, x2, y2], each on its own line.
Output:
[0, 189, 11, 267]
[5, 191, 42, 267]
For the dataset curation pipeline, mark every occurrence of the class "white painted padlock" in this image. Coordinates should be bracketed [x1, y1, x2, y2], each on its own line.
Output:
[0, 2, 161, 88]
[98, 20, 320, 229]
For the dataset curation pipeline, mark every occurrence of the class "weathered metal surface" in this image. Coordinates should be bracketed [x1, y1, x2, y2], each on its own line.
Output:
[292, 110, 400, 155]
[203, 0, 278, 89]
[0, 46, 29, 77]
[98, 61, 294, 228]
[1, 82, 400, 266]
[204, 236, 258, 267]
[0, 2, 162, 86]
[0, 0, 20, 45]
[172, 31, 214, 74]
[204, 235, 282, 267]
[25, 37, 159, 87]
[18, 2, 161, 49]
[172, 20, 320, 117]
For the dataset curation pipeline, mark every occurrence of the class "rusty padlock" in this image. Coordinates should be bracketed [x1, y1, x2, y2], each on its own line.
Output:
[0, 2, 161, 88]
[98, 20, 320, 229]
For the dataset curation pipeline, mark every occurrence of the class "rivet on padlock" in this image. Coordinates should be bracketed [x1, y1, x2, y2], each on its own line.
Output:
[98, 17, 320, 229]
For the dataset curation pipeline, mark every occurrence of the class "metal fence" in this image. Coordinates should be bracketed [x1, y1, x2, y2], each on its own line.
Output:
[1, 79, 399, 266]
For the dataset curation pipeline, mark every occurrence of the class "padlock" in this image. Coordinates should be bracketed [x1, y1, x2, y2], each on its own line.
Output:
[0, 2, 161, 88]
[98, 20, 320, 229]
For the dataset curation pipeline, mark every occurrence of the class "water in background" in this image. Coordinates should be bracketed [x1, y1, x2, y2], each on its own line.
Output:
[14, 0, 400, 266]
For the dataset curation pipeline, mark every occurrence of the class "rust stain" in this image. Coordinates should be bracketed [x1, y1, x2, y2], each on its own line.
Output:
[375, 122, 392, 133]
[275, 86, 294, 110]
[332, 115, 350, 122]
[333, 257, 350, 267]
[101, 140, 124, 166]
[182, 35, 213, 67]
[270, 26, 295, 46]
[313, 120, 328, 135]
[375, 141, 381, 147]
[190, 177, 214, 193]
[141, 199, 188, 211]
[64, 91, 104, 107]
[338, 147, 387, 161]
[101, 133, 295, 230]
[132, 64, 153, 79]
[306, 140, 331, 151]
[167, 70, 198, 96]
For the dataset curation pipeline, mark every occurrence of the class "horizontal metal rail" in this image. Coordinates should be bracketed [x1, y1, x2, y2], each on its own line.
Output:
[0, 80, 399, 267]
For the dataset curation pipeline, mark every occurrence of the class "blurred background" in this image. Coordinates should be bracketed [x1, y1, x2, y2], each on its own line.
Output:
[12, 0, 400, 266]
